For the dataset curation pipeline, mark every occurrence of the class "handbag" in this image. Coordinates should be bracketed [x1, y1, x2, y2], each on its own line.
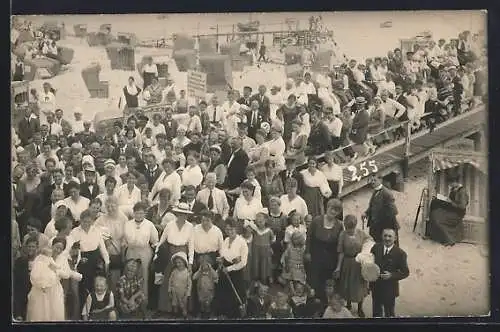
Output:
[108, 240, 123, 270]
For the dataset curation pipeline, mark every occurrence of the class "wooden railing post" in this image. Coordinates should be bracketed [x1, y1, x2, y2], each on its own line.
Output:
[402, 121, 411, 180]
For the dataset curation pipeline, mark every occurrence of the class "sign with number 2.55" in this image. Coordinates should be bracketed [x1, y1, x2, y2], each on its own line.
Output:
[346, 160, 378, 182]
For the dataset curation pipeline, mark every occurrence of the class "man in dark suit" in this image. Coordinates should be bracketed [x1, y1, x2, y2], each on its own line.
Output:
[246, 100, 264, 140]
[362, 174, 399, 243]
[80, 164, 100, 200]
[279, 154, 305, 194]
[18, 108, 40, 146]
[179, 185, 206, 224]
[142, 152, 162, 191]
[250, 85, 271, 121]
[246, 283, 272, 318]
[162, 108, 179, 141]
[237, 86, 253, 108]
[111, 135, 141, 162]
[39, 168, 66, 208]
[224, 136, 250, 190]
[369, 228, 409, 317]
[24, 131, 43, 159]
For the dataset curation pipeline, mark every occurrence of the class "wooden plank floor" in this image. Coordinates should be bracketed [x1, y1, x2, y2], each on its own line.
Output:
[341, 106, 486, 195]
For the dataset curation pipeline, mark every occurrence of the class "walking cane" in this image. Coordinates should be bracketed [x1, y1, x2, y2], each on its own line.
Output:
[413, 188, 427, 232]
[219, 263, 247, 318]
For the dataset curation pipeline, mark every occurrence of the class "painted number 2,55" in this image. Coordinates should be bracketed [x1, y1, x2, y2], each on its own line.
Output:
[346, 160, 378, 182]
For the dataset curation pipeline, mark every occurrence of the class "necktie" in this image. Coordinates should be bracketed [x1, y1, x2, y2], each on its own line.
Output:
[36, 145, 40, 155]
[207, 190, 214, 210]
[213, 108, 217, 122]
[384, 248, 389, 256]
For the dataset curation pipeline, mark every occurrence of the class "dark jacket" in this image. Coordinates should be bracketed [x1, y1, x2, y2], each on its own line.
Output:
[141, 165, 163, 191]
[13, 257, 32, 320]
[246, 110, 265, 140]
[308, 121, 332, 156]
[224, 148, 250, 190]
[111, 145, 141, 163]
[80, 182, 100, 200]
[179, 198, 207, 224]
[349, 109, 370, 145]
[247, 295, 272, 318]
[162, 118, 179, 141]
[17, 117, 40, 146]
[365, 186, 399, 231]
[249, 93, 271, 121]
[278, 169, 304, 195]
[369, 243, 409, 300]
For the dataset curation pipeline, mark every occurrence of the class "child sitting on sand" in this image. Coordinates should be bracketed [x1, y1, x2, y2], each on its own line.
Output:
[116, 259, 147, 319]
[267, 291, 294, 319]
[322, 293, 354, 319]
[82, 275, 117, 321]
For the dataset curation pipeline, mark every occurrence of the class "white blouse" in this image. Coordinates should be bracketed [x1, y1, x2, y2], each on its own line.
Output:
[94, 213, 127, 256]
[158, 219, 194, 264]
[301, 169, 332, 198]
[69, 225, 110, 265]
[265, 138, 286, 171]
[320, 163, 344, 194]
[123, 219, 159, 248]
[181, 165, 203, 187]
[220, 235, 248, 272]
[149, 171, 182, 205]
[193, 224, 224, 255]
[54, 252, 82, 281]
[44, 219, 58, 239]
[30, 255, 60, 290]
[63, 196, 90, 221]
[233, 196, 263, 221]
[279, 194, 309, 218]
[116, 184, 141, 208]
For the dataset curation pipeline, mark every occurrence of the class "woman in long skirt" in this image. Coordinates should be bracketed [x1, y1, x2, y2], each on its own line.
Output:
[300, 157, 332, 216]
[334, 215, 372, 317]
[267, 196, 288, 281]
[215, 222, 249, 319]
[26, 247, 65, 321]
[319, 151, 344, 211]
[123, 202, 159, 306]
[157, 204, 194, 313]
[305, 199, 344, 304]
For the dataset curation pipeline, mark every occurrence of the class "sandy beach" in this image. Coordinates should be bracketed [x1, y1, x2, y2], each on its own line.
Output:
[13, 11, 489, 317]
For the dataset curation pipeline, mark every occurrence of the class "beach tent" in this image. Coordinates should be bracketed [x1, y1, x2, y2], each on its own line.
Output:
[23, 57, 61, 81]
[199, 37, 218, 54]
[420, 148, 487, 244]
[81, 62, 109, 98]
[106, 42, 135, 71]
[172, 49, 197, 72]
[73, 24, 88, 37]
[199, 54, 233, 93]
[57, 46, 75, 65]
[116, 32, 139, 47]
[87, 31, 114, 47]
[284, 46, 302, 65]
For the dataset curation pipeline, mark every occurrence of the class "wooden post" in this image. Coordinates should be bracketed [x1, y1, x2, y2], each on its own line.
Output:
[216, 24, 219, 53]
[402, 121, 411, 180]
[472, 130, 484, 152]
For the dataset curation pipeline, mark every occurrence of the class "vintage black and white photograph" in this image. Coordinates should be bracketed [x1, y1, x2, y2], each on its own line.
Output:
[10, 10, 488, 321]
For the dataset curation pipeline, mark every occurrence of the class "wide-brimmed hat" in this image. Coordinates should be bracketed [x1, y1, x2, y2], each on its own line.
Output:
[171, 251, 188, 266]
[104, 159, 116, 169]
[171, 202, 194, 215]
[83, 164, 96, 172]
[361, 262, 381, 282]
[355, 96, 367, 104]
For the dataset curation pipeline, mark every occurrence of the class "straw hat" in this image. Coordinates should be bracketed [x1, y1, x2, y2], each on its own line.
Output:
[355, 96, 367, 105]
[361, 262, 381, 282]
[171, 202, 194, 215]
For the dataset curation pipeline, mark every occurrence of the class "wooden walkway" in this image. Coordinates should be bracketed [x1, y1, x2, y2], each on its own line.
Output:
[340, 105, 487, 197]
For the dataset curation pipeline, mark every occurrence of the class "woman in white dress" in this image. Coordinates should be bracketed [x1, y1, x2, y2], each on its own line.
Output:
[279, 177, 309, 218]
[265, 124, 286, 172]
[300, 157, 332, 216]
[63, 181, 90, 223]
[268, 85, 283, 123]
[123, 202, 159, 300]
[320, 151, 344, 208]
[233, 181, 263, 234]
[181, 153, 204, 188]
[26, 246, 66, 322]
[116, 171, 142, 219]
[94, 196, 127, 291]
[248, 129, 270, 172]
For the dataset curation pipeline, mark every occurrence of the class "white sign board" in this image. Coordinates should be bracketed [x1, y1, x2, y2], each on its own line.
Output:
[187, 70, 207, 99]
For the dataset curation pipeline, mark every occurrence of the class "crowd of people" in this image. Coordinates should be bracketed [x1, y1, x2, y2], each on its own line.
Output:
[11, 27, 486, 321]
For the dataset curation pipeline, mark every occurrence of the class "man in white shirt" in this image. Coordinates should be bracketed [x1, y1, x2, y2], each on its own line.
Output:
[207, 95, 227, 127]
[196, 173, 230, 219]
[45, 112, 62, 136]
[380, 90, 406, 119]
[323, 108, 343, 149]
[38, 82, 56, 123]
